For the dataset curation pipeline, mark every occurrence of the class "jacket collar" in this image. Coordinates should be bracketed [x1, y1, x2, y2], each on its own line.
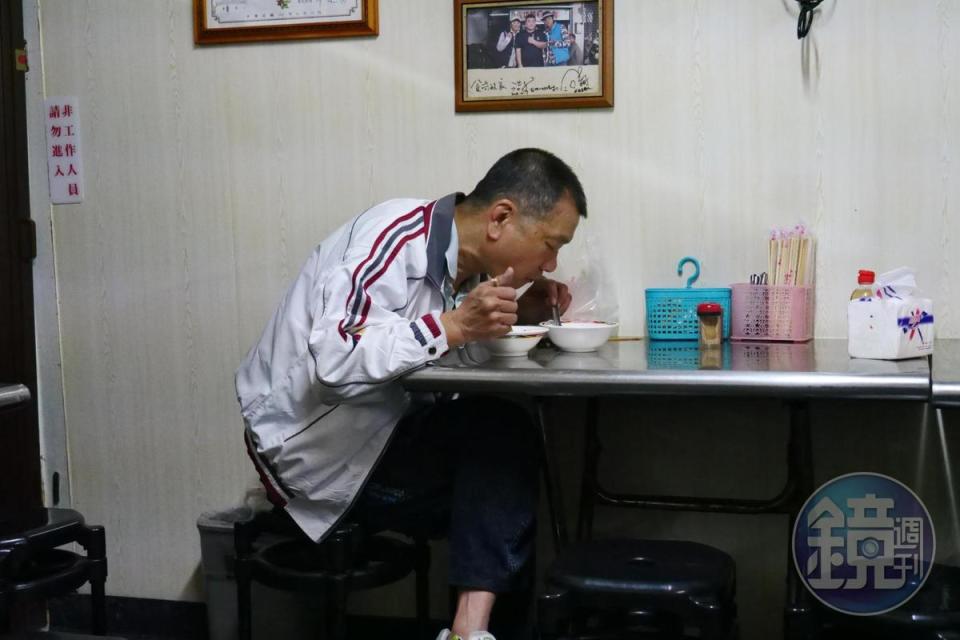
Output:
[426, 192, 463, 290]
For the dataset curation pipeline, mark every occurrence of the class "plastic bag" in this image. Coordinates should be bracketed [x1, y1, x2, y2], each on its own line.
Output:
[552, 228, 619, 323]
[875, 266, 919, 298]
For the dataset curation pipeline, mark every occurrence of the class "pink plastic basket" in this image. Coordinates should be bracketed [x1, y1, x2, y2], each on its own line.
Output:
[730, 284, 814, 342]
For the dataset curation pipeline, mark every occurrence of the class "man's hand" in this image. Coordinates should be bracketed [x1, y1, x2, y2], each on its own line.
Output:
[441, 268, 518, 348]
[517, 278, 572, 325]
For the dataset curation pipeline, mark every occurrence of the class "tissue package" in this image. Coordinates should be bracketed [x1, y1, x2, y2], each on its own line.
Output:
[847, 268, 934, 360]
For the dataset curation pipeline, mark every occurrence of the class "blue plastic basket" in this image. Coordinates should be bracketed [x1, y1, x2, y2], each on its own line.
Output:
[645, 257, 732, 340]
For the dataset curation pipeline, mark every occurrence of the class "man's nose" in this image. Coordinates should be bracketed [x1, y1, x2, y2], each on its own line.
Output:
[542, 257, 558, 273]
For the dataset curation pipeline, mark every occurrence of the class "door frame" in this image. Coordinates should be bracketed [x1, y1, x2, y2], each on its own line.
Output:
[1, 0, 42, 511]
[23, 0, 72, 507]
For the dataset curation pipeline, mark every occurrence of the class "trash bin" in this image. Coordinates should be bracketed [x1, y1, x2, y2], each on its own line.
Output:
[197, 507, 324, 640]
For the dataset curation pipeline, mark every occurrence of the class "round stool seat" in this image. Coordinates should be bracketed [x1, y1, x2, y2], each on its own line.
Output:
[249, 534, 417, 593]
[3, 549, 90, 596]
[540, 539, 738, 639]
[548, 538, 736, 600]
[0, 508, 107, 635]
[811, 563, 960, 636]
[1, 509, 85, 547]
[234, 512, 431, 640]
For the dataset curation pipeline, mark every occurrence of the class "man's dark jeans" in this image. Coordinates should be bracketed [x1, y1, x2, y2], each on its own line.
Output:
[353, 395, 540, 636]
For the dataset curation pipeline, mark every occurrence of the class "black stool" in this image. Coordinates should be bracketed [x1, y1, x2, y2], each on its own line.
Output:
[785, 562, 960, 640]
[539, 539, 737, 639]
[535, 398, 739, 639]
[0, 508, 107, 635]
[234, 509, 430, 640]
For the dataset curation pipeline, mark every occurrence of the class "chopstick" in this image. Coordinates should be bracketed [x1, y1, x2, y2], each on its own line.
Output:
[767, 225, 814, 287]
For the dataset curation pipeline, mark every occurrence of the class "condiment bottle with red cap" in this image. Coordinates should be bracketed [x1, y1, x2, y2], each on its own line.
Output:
[696, 302, 723, 349]
[850, 269, 875, 301]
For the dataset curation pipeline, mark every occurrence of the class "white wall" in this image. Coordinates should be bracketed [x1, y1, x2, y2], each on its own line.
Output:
[26, 0, 959, 621]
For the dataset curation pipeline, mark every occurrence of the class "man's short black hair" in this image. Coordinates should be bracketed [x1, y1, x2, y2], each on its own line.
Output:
[465, 148, 587, 220]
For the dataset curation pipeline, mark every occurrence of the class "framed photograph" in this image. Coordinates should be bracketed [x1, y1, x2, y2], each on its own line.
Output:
[454, 0, 613, 112]
[194, 0, 378, 45]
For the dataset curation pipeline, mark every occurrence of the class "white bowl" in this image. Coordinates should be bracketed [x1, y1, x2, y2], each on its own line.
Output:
[481, 325, 549, 357]
[540, 321, 618, 352]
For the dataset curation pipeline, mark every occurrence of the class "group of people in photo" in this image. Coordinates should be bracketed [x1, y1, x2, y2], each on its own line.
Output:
[465, 3, 603, 71]
[495, 11, 576, 68]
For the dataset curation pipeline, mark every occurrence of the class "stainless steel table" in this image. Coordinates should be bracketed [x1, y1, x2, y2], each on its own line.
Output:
[402, 339, 931, 547]
[403, 339, 930, 400]
[932, 339, 960, 408]
[0, 384, 31, 409]
[402, 338, 941, 635]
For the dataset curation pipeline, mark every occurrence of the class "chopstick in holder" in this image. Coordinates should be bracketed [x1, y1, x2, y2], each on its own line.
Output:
[781, 233, 790, 285]
[764, 225, 815, 287]
[794, 225, 806, 286]
[772, 233, 779, 285]
[797, 236, 808, 286]
[799, 236, 814, 286]
[795, 237, 804, 286]
[768, 232, 777, 284]
[784, 234, 795, 285]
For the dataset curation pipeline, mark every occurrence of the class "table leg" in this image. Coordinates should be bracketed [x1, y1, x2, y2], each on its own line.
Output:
[536, 397, 569, 552]
[577, 398, 600, 542]
[534, 398, 569, 553]
[784, 400, 815, 640]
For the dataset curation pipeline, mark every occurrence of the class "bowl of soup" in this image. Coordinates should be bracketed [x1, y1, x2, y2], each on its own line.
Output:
[481, 325, 549, 357]
[540, 321, 618, 353]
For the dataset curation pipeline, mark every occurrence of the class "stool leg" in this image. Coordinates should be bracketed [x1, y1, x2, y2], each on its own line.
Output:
[235, 521, 255, 640]
[325, 527, 352, 640]
[84, 525, 108, 635]
[537, 586, 571, 640]
[699, 613, 724, 640]
[236, 558, 253, 640]
[329, 576, 348, 640]
[0, 592, 10, 635]
[415, 536, 430, 640]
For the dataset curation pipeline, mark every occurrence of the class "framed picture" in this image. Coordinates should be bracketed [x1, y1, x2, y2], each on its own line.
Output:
[194, 0, 378, 45]
[454, 0, 613, 112]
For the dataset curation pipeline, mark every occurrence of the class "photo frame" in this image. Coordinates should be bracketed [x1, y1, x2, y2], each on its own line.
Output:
[454, 0, 613, 112]
[194, 0, 378, 45]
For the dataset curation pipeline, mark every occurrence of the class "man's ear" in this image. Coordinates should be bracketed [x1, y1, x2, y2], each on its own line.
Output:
[486, 199, 516, 241]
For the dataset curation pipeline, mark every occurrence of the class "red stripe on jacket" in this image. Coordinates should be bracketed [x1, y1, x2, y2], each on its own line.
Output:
[338, 205, 426, 339]
[339, 201, 437, 339]
[353, 226, 428, 330]
[244, 431, 289, 508]
[422, 313, 441, 338]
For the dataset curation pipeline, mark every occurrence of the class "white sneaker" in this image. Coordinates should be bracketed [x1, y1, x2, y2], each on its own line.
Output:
[435, 630, 496, 640]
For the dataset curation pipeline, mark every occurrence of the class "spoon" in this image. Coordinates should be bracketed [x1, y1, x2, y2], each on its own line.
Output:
[551, 304, 562, 326]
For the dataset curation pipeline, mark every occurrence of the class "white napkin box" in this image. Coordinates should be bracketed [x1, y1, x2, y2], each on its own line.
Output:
[847, 268, 934, 360]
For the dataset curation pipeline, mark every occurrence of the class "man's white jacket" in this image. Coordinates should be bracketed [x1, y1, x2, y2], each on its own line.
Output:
[236, 194, 460, 541]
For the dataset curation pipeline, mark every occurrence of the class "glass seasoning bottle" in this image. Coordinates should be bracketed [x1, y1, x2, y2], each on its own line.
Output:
[697, 302, 723, 349]
[699, 346, 723, 369]
[850, 269, 876, 300]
